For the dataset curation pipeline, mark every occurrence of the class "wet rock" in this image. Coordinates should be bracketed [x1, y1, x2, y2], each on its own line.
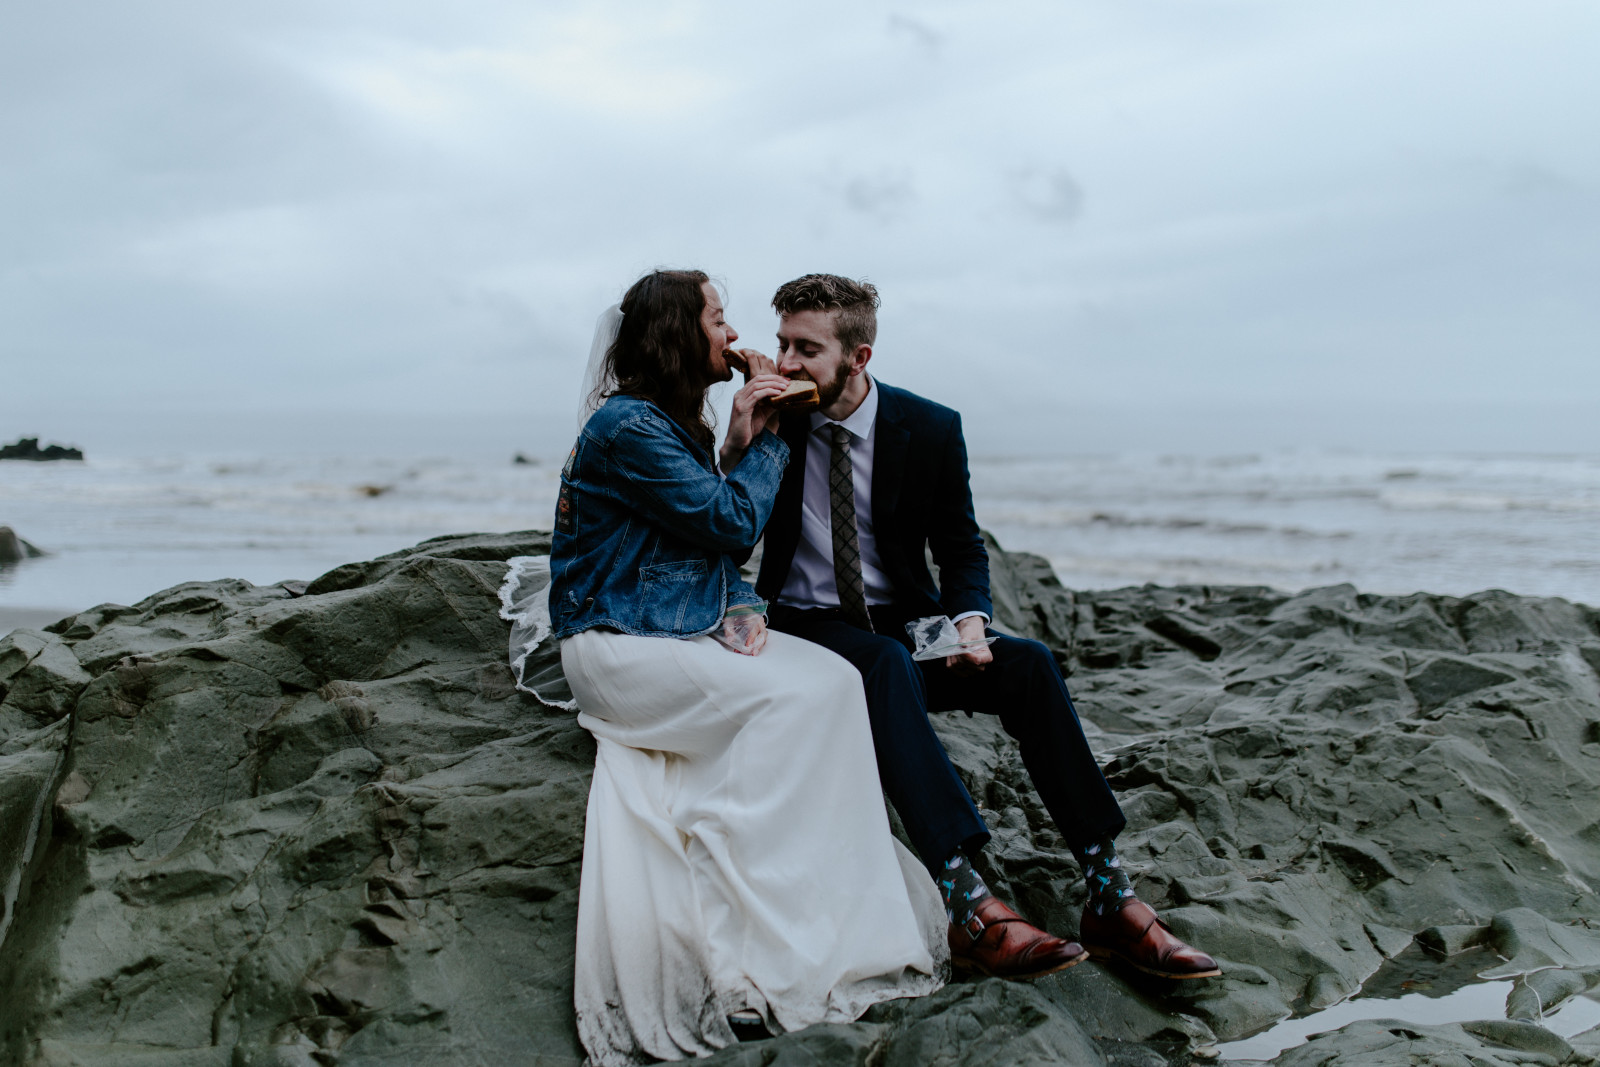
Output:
[1460, 1018, 1576, 1061]
[1481, 908, 1600, 977]
[1417, 923, 1492, 956]
[1573, 1022, 1600, 1062]
[1, 533, 1599, 1064]
[1272, 1018, 1577, 1066]
[0, 526, 46, 566]
[1362, 923, 1415, 959]
[1506, 966, 1595, 1021]
[702, 981, 1109, 1066]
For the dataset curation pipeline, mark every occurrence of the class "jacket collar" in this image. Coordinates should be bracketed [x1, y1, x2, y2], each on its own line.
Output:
[809, 374, 879, 441]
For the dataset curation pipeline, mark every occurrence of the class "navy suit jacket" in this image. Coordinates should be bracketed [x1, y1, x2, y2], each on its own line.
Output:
[754, 379, 992, 622]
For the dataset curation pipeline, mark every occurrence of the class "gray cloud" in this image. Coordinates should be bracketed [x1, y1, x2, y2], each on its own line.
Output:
[2, 0, 1597, 454]
[843, 170, 917, 218]
[888, 13, 943, 51]
[1010, 167, 1085, 223]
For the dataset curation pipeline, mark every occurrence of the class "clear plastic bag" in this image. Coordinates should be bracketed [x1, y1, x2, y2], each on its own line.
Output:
[905, 615, 998, 662]
[712, 601, 768, 656]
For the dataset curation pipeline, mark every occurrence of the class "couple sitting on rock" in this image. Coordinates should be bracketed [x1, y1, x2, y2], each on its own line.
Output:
[544, 270, 1219, 1066]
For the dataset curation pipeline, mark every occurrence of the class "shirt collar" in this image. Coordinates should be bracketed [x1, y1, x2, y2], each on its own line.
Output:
[809, 374, 877, 440]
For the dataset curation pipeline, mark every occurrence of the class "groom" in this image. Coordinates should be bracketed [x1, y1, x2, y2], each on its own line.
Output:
[754, 274, 1219, 982]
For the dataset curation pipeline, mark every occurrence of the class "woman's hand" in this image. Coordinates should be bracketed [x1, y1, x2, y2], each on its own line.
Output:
[716, 610, 769, 655]
[720, 349, 787, 471]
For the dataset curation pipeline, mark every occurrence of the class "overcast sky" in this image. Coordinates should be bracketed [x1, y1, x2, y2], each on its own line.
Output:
[3, 1, 1597, 455]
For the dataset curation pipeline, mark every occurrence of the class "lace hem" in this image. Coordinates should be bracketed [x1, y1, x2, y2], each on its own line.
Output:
[498, 555, 578, 710]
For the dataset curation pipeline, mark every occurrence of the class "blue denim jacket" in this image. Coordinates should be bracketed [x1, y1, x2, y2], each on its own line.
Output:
[549, 395, 790, 639]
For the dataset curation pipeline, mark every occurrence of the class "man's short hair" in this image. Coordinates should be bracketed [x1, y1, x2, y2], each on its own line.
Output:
[771, 274, 880, 352]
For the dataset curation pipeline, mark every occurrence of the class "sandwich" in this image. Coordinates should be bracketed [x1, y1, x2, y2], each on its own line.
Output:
[722, 347, 821, 412]
[770, 379, 820, 412]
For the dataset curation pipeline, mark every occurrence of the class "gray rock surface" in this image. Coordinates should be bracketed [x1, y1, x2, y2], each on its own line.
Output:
[0, 531, 1598, 1065]
[1271, 1017, 1580, 1066]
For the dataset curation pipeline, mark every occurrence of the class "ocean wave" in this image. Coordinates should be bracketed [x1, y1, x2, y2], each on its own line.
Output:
[1379, 489, 1600, 512]
[5, 448, 1598, 609]
[977, 506, 1353, 540]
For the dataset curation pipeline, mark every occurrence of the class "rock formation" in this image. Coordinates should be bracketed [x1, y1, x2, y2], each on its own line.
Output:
[0, 527, 46, 566]
[0, 531, 1598, 1065]
[0, 438, 84, 462]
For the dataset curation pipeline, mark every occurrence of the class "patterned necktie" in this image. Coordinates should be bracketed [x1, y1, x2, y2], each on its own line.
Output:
[828, 424, 874, 631]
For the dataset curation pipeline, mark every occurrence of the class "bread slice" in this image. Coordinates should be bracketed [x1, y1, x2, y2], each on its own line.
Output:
[770, 379, 820, 412]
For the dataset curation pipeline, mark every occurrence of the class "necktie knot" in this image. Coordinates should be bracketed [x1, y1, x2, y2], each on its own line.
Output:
[830, 424, 851, 449]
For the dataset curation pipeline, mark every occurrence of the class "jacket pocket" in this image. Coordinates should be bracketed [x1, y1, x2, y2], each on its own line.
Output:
[636, 558, 709, 632]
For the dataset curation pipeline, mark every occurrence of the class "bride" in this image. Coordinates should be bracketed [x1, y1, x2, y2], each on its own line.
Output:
[545, 269, 945, 1065]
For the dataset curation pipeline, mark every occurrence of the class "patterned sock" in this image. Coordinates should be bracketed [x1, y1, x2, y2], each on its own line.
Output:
[937, 851, 991, 929]
[1077, 836, 1135, 916]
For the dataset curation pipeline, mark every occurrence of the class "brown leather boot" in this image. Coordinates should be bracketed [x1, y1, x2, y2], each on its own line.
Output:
[948, 896, 1090, 980]
[1078, 899, 1221, 979]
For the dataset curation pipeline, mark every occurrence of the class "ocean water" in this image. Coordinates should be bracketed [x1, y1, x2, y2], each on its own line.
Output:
[2, 449, 1598, 622]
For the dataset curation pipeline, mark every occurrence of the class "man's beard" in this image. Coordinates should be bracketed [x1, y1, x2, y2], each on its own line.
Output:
[803, 359, 850, 409]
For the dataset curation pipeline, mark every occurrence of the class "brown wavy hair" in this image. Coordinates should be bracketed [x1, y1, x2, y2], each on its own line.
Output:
[771, 273, 880, 352]
[600, 269, 718, 458]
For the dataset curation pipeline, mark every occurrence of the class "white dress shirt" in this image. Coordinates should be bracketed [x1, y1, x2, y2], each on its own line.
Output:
[776, 376, 988, 625]
[777, 376, 892, 610]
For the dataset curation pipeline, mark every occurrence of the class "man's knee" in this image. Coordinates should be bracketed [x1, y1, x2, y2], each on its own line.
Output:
[862, 637, 918, 682]
[990, 635, 1059, 682]
[1015, 636, 1055, 666]
[992, 636, 1077, 722]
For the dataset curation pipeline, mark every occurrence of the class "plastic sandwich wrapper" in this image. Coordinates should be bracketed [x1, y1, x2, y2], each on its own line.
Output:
[906, 615, 998, 661]
[712, 601, 768, 655]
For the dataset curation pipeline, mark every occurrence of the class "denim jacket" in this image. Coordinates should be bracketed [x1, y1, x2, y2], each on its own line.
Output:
[549, 395, 790, 639]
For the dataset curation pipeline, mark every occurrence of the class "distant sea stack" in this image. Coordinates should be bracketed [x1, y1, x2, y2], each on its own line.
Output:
[0, 437, 84, 461]
[0, 526, 45, 565]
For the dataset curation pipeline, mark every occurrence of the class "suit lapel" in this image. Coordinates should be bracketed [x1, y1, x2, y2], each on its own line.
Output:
[761, 413, 812, 590]
[779, 411, 811, 495]
[871, 384, 909, 535]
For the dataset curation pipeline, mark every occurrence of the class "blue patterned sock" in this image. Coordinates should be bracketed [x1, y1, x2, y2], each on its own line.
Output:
[1077, 836, 1135, 916]
[937, 851, 991, 929]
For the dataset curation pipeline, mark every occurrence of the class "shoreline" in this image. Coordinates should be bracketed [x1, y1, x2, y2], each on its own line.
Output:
[0, 606, 72, 638]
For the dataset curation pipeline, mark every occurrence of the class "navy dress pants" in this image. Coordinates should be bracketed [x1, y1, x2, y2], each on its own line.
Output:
[769, 605, 1127, 872]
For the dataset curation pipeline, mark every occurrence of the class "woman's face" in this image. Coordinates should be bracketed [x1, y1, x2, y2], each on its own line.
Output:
[700, 281, 739, 382]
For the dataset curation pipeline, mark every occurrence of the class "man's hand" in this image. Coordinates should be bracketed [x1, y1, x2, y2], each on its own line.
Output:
[945, 615, 993, 673]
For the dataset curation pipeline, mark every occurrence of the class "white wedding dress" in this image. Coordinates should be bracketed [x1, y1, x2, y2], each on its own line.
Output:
[501, 558, 946, 1066]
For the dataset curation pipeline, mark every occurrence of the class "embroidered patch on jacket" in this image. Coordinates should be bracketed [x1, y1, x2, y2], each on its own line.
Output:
[555, 444, 579, 534]
[555, 482, 577, 534]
